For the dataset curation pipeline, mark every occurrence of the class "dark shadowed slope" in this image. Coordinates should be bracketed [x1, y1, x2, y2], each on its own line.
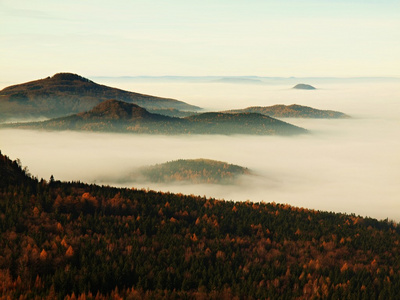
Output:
[223, 104, 350, 119]
[0, 152, 35, 188]
[0, 73, 200, 122]
[1, 99, 308, 135]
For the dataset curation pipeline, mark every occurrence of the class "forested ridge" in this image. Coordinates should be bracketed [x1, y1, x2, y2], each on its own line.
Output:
[2, 100, 307, 136]
[1, 151, 400, 299]
[223, 105, 349, 119]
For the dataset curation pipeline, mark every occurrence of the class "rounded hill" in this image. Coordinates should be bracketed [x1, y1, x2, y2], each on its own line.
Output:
[140, 159, 251, 184]
[292, 83, 316, 90]
[50, 72, 93, 82]
[77, 99, 153, 121]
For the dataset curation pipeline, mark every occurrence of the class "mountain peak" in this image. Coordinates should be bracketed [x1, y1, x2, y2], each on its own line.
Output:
[50, 73, 93, 83]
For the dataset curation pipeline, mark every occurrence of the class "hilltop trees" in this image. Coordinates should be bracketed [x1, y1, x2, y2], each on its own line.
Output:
[140, 159, 250, 184]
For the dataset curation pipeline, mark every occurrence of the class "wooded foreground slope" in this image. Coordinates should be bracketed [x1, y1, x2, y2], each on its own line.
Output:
[0, 151, 399, 299]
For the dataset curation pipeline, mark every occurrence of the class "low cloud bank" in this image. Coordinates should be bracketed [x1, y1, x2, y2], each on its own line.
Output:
[1, 81, 399, 221]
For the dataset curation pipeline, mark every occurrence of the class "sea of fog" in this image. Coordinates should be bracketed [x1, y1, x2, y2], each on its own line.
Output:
[1, 80, 399, 221]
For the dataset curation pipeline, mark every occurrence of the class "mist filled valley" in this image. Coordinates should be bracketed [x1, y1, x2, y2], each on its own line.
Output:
[1, 79, 399, 221]
[3, 1, 400, 297]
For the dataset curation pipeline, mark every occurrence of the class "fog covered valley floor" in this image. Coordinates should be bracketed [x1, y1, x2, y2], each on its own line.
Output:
[1, 80, 399, 222]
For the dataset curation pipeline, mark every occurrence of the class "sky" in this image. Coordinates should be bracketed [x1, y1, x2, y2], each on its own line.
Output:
[1, 0, 400, 83]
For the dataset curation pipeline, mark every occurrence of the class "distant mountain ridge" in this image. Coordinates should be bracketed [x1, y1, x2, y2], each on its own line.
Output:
[92, 75, 400, 83]
[211, 77, 264, 84]
[2, 99, 308, 135]
[223, 104, 349, 119]
[0, 73, 200, 122]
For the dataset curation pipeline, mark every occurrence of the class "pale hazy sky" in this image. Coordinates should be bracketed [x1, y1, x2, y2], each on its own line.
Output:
[1, 0, 400, 82]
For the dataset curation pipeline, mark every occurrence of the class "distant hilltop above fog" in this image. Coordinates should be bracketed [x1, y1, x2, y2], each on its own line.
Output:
[292, 83, 316, 90]
[223, 104, 350, 119]
[0, 72, 200, 122]
[1, 99, 308, 136]
[138, 159, 251, 184]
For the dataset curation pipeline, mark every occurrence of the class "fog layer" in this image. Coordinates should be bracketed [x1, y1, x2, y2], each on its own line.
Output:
[1, 81, 399, 221]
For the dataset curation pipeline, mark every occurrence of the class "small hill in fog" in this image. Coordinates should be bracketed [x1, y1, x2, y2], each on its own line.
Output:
[140, 159, 251, 184]
[223, 104, 350, 119]
[0, 72, 200, 122]
[2, 100, 308, 135]
[293, 83, 316, 90]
